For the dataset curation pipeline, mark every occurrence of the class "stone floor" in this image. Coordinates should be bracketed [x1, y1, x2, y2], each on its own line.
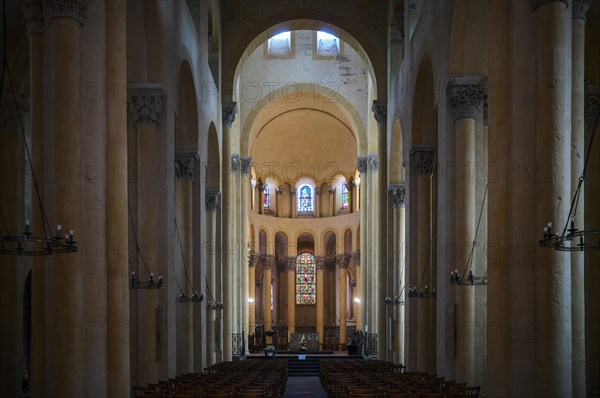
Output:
[283, 376, 328, 398]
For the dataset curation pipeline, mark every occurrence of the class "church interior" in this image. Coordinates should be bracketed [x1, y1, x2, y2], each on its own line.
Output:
[1, 0, 599, 397]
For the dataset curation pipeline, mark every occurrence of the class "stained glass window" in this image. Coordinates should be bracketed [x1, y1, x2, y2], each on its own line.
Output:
[317, 31, 340, 56]
[296, 253, 316, 304]
[342, 183, 349, 209]
[263, 184, 270, 209]
[298, 185, 313, 212]
[268, 31, 291, 56]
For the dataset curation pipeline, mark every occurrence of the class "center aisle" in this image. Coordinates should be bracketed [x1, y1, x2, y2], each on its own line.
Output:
[283, 376, 328, 398]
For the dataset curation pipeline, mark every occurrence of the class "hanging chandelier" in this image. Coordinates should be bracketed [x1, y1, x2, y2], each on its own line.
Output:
[128, 203, 163, 289]
[205, 277, 223, 310]
[0, 0, 76, 256]
[539, 110, 600, 251]
[408, 247, 436, 298]
[385, 260, 406, 305]
[450, 184, 488, 286]
[174, 219, 203, 303]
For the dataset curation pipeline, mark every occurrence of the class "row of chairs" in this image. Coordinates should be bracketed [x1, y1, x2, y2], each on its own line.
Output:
[133, 359, 288, 398]
[320, 360, 481, 398]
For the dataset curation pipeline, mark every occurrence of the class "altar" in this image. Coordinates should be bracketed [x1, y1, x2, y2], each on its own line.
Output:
[289, 333, 319, 351]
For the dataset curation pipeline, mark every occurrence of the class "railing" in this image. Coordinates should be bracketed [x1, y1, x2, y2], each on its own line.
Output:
[364, 332, 378, 356]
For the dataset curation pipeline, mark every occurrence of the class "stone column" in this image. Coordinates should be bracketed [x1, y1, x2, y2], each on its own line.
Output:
[328, 186, 336, 216]
[534, 1, 572, 395]
[367, 155, 378, 343]
[571, 2, 590, 396]
[316, 255, 325, 348]
[240, 157, 251, 352]
[357, 157, 368, 331]
[275, 187, 282, 217]
[352, 252, 361, 330]
[446, 76, 485, 384]
[205, 190, 220, 366]
[315, 186, 321, 218]
[19, 2, 44, 395]
[248, 252, 256, 342]
[257, 182, 264, 215]
[222, 102, 237, 361]
[347, 181, 354, 214]
[175, 153, 198, 374]
[373, 101, 389, 360]
[102, 0, 131, 395]
[585, 90, 600, 397]
[287, 257, 296, 335]
[337, 254, 350, 348]
[264, 255, 274, 343]
[390, 185, 406, 365]
[290, 188, 297, 218]
[45, 1, 86, 394]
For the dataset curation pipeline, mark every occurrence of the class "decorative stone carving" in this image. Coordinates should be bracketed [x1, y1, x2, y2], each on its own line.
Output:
[351, 251, 360, 266]
[276, 187, 283, 195]
[446, 76, 486, 121]
[315, 255, 326, 271]
[241, 157, 252, 176]
[222, 101, 238, 127]
[175, 152, 199, 181]
[367, 155, 379, 172]
[290, 188, 297, 196]
[265, 254, 276, 269]
[127, 83, 165, 127]
[573, 0, 591, 21]
[0, 94, 30, 131]
[248, 250, 257, 268]
[585, 91, 600, 128]
[231, 154, 240, 172]
[409, 146, 437, 176]
[19, 0, 44, 35]
[336, 253, 351, 269]
[45, 0, 85, 25]
[357, 157, 368, 174]
[286, 256, 296, 271]
[389, 185, 406, 208]
[371, 100, 387, 126]
[205, 189, 221, 212]
[534, 0, 569, 11]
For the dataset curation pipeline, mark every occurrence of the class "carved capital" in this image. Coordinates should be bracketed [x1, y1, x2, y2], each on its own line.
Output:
[127, 83, 165, 127]
[357, 157, 368, 174]
[276, 187, 283, 195]
[290, 188, 297, 196]
[240, 157, 252, 176]
[205, 189, 221, 212]
[19, 0, 44, 35]
[483, 91, 488, 127]
[367, 155, 379, 172]
[315, 255, 326, 271]
[351, 251, 360, 266]
[222, 101, 238, 127]
[389, 184, 406, 208]
[371, 100, 387, 126]
[286, 256, 296, 271]
[336, 253, 351, 269]
[534, 0, 570, 11]
[315, 187, 322, 195]
[585, 86, 600, 127]
[175, 152, 199, 181]
[409, 146, 437, 176]
[0, 94, 30, 131]
[264, 254, 276, 269]
[573, 0, 591, 21]
[248, 250, 257, 268]
[45, 0, 85, 25]
[231, 154, 240, 172]
[446, 76, 486, 121]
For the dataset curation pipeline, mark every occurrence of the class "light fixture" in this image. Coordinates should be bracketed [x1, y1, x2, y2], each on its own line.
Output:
[0, 0, 76, 256]
[128, 202, 163, 289]
[353, 297, 360, 304]
[248, 297, 255, 304]
[408, 246, 436, 298]
[539, 110, 600, 251]
[205, 277, 223, 310]
[450, 184, 488, 286]
[174, 219, 203, 303]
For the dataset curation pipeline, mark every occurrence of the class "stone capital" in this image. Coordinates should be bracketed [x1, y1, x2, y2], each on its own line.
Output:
[175, 152, 199, 181]
[573, 0, 591, 21]
[231, 154, 240, 173]
[335, 253, 351, 269]
[19, 0, 44, 35]
[286, 256, 296, 271]
[389, 184, 406, 208]
[357, 157, 368, 174]
[409, 146, 437, 176]
[222, 101, 238, 127]
[483, 93, 488, 127]
[315, 255, 326, 271]
[45, 0, 85, 25]
[0, 93, 30, 131]
[276, 187, 283, 195]
[127, 83, 165, 127]
[585, 85, 600, 127]
[240, 157, 252, 176]
[248, 250, 257, 268]
[534, 0, 570, 11]
[315, 187, 322, 195]
[264, 254, 276, 269]
[205, 189, 221, 212]
[371, 100, 387, 126]
[290, 188, 297, 196]
[367, 155, 379, 172]
[446, 76, 486, 121]
[351, 251, 360, 266]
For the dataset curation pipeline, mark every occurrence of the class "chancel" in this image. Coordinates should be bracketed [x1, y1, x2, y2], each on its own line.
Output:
[0, 0, 599, 397]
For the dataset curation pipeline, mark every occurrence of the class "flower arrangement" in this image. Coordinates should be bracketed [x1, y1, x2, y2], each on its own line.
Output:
[264, 344, 276, 357]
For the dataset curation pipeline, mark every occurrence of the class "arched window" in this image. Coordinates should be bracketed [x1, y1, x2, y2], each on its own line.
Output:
[296, 253, 316, 304]
[341, 183, 349, 209]
[263, 184, 270, 209]
[298, 185, 313, 212]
